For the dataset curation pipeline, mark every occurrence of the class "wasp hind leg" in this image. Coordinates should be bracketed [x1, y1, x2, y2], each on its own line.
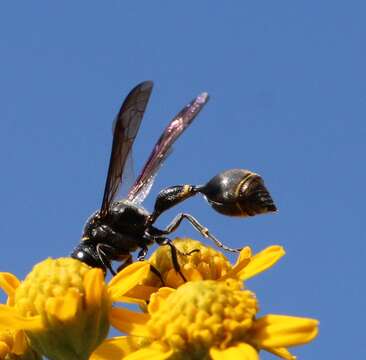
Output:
[162, 213, 242, 253]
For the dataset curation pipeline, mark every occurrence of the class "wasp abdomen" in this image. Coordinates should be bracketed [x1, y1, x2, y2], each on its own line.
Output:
[199, 169, 277, 217]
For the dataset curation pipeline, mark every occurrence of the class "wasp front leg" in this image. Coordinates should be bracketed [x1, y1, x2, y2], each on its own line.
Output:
[154, 236, 188, 282]
[115, 254, 133, 273]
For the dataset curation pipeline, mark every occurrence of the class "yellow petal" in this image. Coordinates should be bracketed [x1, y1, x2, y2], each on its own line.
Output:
[232, 247, 252, 269]
[124, 342, 173, 360]
[45, 289, 81, 322]
[0, 341, 10, 358]
[117, 296, 148, 308]
[148, 287, 174, 314]
[155, 287, 175, 299]
[265, 347, 296, 360]
[124, 284, 158, 302]
[164, 269, 185, 288]
[0, 272, 20, 305]
[0, 305, 43, 331]
[12, 330, 28, 355]
[84, 268, 106, 308]
[210, 343, 259, 360]
[109, 307, 150, 336]
[108, 262, 150, 301]
[91, 336, 134, 360]
[184, 268, 204, 281]
[220, 247, 251, 280]
[241, 246, 285, 280]
[251, 314, 319, 348]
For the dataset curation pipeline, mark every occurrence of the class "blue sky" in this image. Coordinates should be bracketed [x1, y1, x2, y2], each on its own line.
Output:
[0, 1, 365, 359]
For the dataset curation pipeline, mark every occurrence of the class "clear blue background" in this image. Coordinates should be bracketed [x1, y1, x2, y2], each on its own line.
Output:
[0, 1, 364, 359]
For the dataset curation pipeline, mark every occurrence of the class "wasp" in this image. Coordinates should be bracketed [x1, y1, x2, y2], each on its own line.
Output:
[71, 81, 277, 278]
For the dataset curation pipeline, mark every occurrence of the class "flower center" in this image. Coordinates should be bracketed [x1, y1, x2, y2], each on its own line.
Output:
[143, 238, 234, 287]
[14, 258, 90, 317]
[147, 279, 258, 355]
[12, 258, 110, 360]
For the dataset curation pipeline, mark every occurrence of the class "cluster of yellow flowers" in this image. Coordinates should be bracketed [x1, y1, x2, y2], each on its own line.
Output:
[0, 238, 318, 360]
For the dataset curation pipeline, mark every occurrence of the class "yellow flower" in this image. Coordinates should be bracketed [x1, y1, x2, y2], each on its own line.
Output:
[0, 328, 41, 360]
[93, 280, 318, 360]
[0, 258, 150, 360]
[137, 238, 285, 289]
[0, 273, 42, 360]
[93, 240, 318, 360]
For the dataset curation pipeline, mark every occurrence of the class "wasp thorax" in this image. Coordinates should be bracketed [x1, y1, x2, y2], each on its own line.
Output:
[82, 210, 101, 238]
[199, 169, 277, 217]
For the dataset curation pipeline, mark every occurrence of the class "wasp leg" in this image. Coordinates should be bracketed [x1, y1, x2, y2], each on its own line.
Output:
[136, 246, 164, 285]
[184, 249, 200, 255]
[137, 246, 148, 261]
[155, 237, 187, 282]
[96, 243, 118, 275]
[149, 265, 165, 285]
[162, 213, 242, 253]
[115, 254, 133, 273]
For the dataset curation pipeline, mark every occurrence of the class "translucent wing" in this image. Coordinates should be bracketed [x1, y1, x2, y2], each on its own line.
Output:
[100, 81, 153, 216]
[111, 116, 136, 199]
[128, 92, 209, 204]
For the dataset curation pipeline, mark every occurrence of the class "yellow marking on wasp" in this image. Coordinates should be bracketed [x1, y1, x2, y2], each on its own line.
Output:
[201, 227, 209, 237]
[82, 236, 90, 241]
[235, 172, 256, 216]
[180, 185, 192, 198]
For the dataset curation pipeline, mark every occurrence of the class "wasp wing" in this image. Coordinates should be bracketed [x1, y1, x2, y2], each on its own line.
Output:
[100, 81, 153, 216]
[128, 92, 209, 204]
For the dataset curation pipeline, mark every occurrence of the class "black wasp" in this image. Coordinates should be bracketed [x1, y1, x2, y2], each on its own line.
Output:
[71, 81, 277, 278]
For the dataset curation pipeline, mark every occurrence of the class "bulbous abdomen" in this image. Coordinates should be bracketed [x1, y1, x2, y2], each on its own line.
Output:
[199, 169, 277, 217]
